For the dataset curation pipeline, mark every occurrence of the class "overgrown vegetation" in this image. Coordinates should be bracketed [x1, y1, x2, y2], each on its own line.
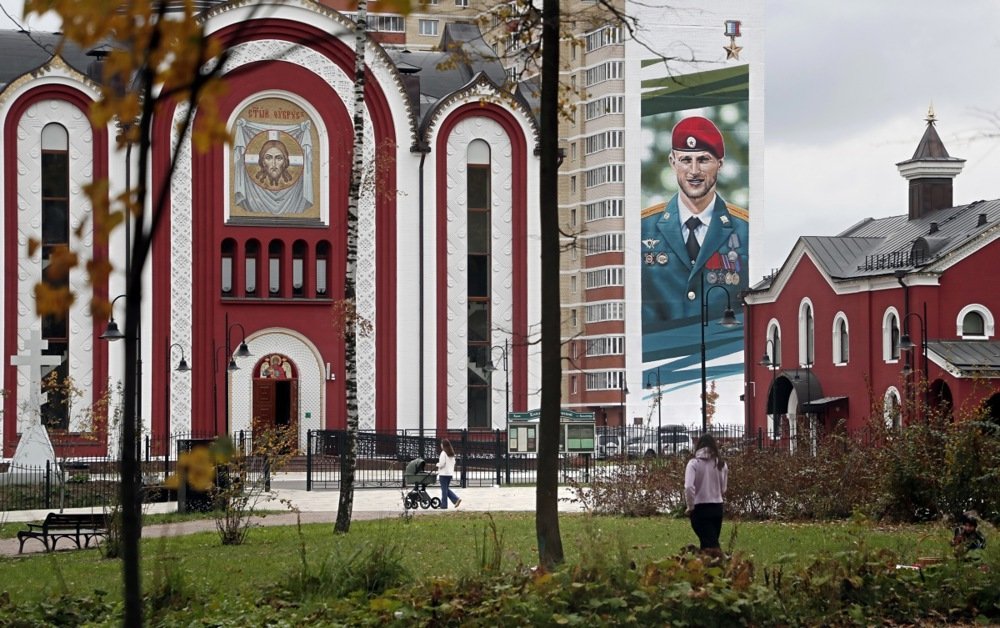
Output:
[0, 514, 996, 626]
[573, 417, 1000, 524]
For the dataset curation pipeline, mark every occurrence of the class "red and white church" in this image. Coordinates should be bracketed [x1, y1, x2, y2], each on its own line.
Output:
[744, 112, 1000, 441]
[0, 1, 542, 458]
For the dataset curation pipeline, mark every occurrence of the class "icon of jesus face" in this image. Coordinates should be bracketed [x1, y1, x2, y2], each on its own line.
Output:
[256, 139, 292, 187]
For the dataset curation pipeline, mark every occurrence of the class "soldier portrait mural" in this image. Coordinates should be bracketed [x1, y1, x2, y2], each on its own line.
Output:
[640, 65, 750, 396]
[231, 97, 321, 219]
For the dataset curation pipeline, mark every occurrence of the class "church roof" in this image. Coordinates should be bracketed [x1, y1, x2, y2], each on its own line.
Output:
[928, 340, 1000, 377]
[0, 29, 94, 89]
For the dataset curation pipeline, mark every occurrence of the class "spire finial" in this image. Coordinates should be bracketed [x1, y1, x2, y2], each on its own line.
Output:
[926, 103, 936, 125]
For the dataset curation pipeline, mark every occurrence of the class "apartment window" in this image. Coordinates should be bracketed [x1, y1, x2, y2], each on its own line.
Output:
[345, 13, 404, 32]
[584, 96, 623, 121]
[419, 19, 438, 36]
[455, 0, 468, 6]
[570, 175, 576, 194]
[586, 301, 625, 323]
[569, 208, 577, 227]
[584, 61, 623, 86]
[584, 198, 624, 221]
[585, 267, 624, 289]
[570, 275, 577, 294]
[584, 233, 624, 255]
[585, 130, 624, 155]
[585, 370, 625, 391]
[585, 25, 622, 52]
[585, 164, 624, 188]
[40, 122, 70, 430]
[586, 336, 625, 356]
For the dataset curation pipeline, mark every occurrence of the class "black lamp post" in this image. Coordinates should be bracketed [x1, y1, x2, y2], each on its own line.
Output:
[213, 343, 241, 437]
[219, 312, 252, 438]
[689, 273, 741, 431]
[759, 339, 779, 439]
[485, 339, 510, 433]
[100, 293, 142, 461]
[645, 369, 663, 454]
[163, 342, 190, 478]
[619, 378, 628, 428]
[900, 304, 928, 422]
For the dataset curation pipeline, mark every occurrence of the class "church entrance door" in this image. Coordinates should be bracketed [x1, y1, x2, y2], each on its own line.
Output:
[251, 354, 299, 451]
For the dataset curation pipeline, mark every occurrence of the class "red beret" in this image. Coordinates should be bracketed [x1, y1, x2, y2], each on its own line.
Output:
[671, 116, 725, 159]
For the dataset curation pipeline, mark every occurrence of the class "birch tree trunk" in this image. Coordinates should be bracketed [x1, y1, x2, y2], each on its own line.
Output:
[334, 0, 367, 534]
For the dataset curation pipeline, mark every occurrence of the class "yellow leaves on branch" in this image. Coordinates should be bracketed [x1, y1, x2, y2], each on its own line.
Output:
[35, 283, 75, 319]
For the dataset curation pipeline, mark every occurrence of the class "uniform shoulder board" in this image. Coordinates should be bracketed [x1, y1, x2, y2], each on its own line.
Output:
[726, 202, 749, 222]
[641, 202, 667, 219]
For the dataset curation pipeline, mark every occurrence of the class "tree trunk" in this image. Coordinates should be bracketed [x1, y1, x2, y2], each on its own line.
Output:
[535, 0, 564, 569]
[335, 0, 367, 534]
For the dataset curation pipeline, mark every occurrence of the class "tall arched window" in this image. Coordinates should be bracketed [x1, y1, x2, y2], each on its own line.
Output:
[268, 240, 284, 297]
[292, 240, 307, 298]
[832, 313, 849, 365]
[884, 387, 902, 430]
[467, 139, 491, 429]
[40, 123, 70, 430]
[798, 300, 814, 366]
[315, 241, 330, 297]
[221, 238, 236, 296]
[765, 320, 781, 369]
[883, 308, 900, 362]
[245, 240, 260, 297]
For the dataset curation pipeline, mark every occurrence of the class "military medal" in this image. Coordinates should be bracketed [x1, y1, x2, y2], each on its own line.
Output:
[644, 252, 654, 265]
[656, 252, 669, 265]
[707, 271, 718, 284]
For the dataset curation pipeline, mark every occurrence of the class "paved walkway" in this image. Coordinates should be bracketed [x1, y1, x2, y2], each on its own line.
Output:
[1, 479, 586, 556]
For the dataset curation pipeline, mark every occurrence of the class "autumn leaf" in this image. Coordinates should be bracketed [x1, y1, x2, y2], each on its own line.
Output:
[34, 283, 76, 318]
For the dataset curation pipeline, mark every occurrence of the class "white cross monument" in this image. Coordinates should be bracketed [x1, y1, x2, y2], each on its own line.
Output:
[9, 329, 63, 469]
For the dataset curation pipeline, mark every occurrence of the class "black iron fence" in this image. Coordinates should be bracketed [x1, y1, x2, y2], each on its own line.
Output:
[305, 429, 596, 490]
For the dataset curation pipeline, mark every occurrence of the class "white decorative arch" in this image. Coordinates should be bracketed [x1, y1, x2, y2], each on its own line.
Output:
[832, 311, 849, 365]
[230, 327, 326, 444]
[882, 307, 901, 363]
[955, 303, 994, 339]
[883, 386, 902, 430]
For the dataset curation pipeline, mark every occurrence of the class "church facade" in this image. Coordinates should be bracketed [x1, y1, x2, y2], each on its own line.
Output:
[0, 0, 542, 458]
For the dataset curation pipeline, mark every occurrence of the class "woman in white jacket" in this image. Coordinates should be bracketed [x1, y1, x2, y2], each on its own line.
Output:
[684, 433, 728, 552]
[433, 439, 462, 510]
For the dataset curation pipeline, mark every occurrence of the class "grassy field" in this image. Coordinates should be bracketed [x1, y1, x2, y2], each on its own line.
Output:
[0, 511, 965, 605]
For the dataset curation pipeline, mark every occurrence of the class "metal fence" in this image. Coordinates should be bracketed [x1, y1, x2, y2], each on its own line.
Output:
[304, 429, 596, 490]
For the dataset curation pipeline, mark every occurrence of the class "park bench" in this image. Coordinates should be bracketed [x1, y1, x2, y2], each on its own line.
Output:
[17, 512, 109, 553]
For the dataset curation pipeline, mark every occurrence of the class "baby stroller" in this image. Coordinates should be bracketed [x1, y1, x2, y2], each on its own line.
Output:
[403, 458, 441, 510]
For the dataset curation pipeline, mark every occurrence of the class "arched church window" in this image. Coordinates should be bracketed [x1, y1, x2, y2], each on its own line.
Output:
[245, 240, 260, 296]
[221, 238, 236, 296]
[962, 311, 985, 336]
[268, 240, 284, 297]
[292, 240, 307, 298]
[467, 139, 491, 430]
[40, 122, 70, 430]
[798, 300, 814, 366]
[315, 241, 329, 297]
[832, 313, 849, 365]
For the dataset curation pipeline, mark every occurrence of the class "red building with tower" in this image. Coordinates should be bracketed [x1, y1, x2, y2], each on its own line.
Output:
[744, 113, 1000, 442]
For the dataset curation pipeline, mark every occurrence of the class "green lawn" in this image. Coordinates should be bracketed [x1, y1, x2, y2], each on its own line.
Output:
[0, 512, 962, 605]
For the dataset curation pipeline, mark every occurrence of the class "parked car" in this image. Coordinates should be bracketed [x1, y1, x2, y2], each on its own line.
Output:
[596, 433, 622, 459]
[623, 427, 694, 458]
[658, 427, 694, 456]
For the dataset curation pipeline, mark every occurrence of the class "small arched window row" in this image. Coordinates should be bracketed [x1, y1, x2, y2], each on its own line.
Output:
[220, 238, 331, 300]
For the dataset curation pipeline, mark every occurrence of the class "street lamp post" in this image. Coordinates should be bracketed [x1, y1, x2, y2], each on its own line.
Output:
[222, 312, 252, 438]
[619, 379, 628, 428]
[759, 339, 779, 439]
[645, 369, 663, 454]
[163, 342, 190, 478]
[689, 273, 741, 431]
[213, 344, 241, 437]
[485, 339, 510, 432]
[900, 304, 929, 422]
[100, 293, 142, 461]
